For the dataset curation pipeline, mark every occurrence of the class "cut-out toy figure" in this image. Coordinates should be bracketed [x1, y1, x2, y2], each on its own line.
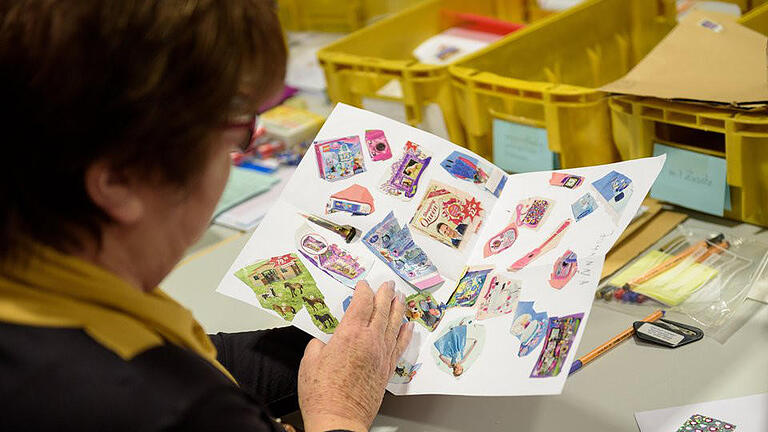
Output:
[446, 265, 493, 308]
[441, 150, 507, 197]
[296, 224, 372, 289]
[234, 254, 339, 334]
[549, 250, 578, 289]
[314, 135, 366, 182]
[363, 211, 443, 290]
[405, 291, 444, 331]
[381, 141, 431, 200]
[592, 170, 634, 222]
[326, 184, 375, 216]
[433, 318, 484, 377]
[510, 301, 548, 357]
[410, 181, 484, 250]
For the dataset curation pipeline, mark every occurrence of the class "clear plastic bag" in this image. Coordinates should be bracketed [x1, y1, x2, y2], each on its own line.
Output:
[595, 223, 768, 342]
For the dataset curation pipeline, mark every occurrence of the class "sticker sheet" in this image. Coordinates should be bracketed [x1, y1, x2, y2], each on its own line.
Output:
[216, 103, 666, 396]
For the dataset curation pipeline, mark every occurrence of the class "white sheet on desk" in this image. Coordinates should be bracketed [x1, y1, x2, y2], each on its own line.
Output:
[635, 393, 768, 431]
[216, 103, 665, 396]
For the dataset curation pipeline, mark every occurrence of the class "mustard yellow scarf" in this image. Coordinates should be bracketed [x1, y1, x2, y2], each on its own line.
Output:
[0, 244, 236, 383]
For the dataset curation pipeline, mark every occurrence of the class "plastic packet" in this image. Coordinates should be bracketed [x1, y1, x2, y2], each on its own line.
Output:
[595, 224, 768, 342]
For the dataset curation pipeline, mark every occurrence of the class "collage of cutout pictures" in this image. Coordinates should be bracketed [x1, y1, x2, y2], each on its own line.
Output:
[217, 104, 665, 396]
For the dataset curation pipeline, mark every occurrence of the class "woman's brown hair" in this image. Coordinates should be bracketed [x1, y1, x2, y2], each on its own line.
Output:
[0, 0, 286, 260]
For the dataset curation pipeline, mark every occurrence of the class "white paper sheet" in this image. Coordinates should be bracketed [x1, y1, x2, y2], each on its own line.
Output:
[635, 393, 768, 431]
[215, 103, 665, 396]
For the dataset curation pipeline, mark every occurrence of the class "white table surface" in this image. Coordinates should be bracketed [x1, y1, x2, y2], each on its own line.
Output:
[162, 211, 768, 432]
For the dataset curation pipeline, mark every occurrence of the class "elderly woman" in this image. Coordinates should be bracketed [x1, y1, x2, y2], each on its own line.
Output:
[0, 1, 412, 431]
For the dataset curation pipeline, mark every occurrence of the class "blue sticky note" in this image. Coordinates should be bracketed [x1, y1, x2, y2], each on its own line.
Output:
[492, 119, 554, 173]
[650, 143, 727, 216]
[724, 183, 732, 212]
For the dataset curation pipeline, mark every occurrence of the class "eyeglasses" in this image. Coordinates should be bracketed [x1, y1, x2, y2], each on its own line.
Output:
[224, 113, 259, 153]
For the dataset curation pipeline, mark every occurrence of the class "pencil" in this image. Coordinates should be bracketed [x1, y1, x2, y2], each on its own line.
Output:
[623, 234, 725, 290]
[568, 309, 664, 375]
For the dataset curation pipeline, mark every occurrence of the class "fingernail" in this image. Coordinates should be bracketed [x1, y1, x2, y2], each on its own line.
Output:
[407, 322, 415, 331]
[397, 291, 405, 304]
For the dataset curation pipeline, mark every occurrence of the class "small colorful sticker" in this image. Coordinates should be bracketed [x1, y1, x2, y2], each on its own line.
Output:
[475, 273, 521, 320]
[676, 414, 736, 431]
[326, 184, 375, 216]
[549, 172, 584, 189]
[571, 192, 597, 221]
[592, 170, 634, 222]
[510, 301, 548, 357]
[363, 211, 443, 290]
[405, 291, 445, 331]
[530, 313, 583, 378]
[440, 150, 507, 198]
[296, 224, 372, 288]
[515, 197, 553, 230]
[432, 317, 485, 378]
[365, 129, 392, 161]
[549, 250, 578, 290]
[483, 222, 518, 258]
[234, 254, 339, 333]
[390, 360, 422, 384]
[409, 181, 485, 250]
[445, 265, 494, 309]
[314, 135, 366, 182]
[381, 141, 431, 200]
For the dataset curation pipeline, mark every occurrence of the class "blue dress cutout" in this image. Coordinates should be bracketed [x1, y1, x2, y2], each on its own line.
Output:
[434, 324, 467, 364]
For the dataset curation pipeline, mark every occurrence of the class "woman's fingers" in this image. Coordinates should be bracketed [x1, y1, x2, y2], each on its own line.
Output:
[390, 322, 415, 368]
[369, 280, 395, 331]
[340, 280, 375, 327]
[385, 291, 406, 344]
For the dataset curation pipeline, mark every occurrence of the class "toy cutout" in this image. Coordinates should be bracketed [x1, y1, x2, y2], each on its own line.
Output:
[549, 172, 584, 189]
[432, 317, 485, 378]
[475, 272, 521, 320]
[592, 170, 634, 222]
[441, 150, 507, 197]
[571, 193, 598, 221]
[515, 197, 553, 230]
[381, 141, 431, 200]
[676, 414, 736, 431]
[510, 301, 548, 357]
[483, 222, 518, 257]
[390, 360, 422, 384]
[296, 224, 371, 288]
[508, 219, 572, 272]
[314, 135, 366, 182]
[549, 250, 578, 289]
[405, 291, 444, 331]
[445, 265, 494, 308]
[410, 181, 485, 250]
[365, 129, 392, 161]
[234, 254, 338, 333]
[326, 184, 375, 216]
[530, 313, 583, 377]
[363, 211, 443, 290]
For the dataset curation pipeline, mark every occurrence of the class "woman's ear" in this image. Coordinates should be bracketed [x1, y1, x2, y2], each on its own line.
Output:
[84, 160, 144, 225]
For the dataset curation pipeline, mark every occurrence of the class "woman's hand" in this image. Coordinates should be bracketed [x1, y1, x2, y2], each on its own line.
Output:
[298, 280, 413, 432]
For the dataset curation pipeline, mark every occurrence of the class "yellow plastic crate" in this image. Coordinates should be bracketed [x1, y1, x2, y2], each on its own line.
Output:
[451, 0, 764, 166]
[609, 97, 768, 226]
[607, 4, 768, 227]
[277, 0, 426, 33]
[450, 0, 681, 166]
[317, 0, 535, 145]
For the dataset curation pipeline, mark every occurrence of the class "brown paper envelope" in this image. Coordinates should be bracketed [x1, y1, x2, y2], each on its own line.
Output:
[600, 11, 768, 105]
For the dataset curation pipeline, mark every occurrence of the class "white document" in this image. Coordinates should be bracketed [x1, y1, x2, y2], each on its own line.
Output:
[635, 393, 768, 431]
[216, 103, 665, 396]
